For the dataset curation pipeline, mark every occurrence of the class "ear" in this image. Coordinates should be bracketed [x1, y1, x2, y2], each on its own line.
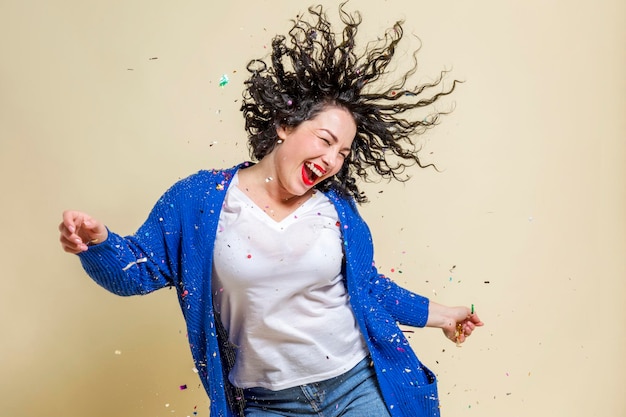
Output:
[276, 124, 292, 141]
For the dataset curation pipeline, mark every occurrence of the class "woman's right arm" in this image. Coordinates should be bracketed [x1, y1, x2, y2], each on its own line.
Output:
[58, 208, 176, 296]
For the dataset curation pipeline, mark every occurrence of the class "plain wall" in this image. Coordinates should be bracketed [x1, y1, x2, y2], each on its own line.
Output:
[1, 0, 624, 416]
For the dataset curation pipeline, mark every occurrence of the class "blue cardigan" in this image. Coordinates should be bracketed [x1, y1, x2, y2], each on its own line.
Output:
[78, 164, 440, 417]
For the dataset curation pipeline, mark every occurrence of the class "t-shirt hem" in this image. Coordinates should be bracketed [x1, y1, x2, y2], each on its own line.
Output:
[232, 351, 369, 391]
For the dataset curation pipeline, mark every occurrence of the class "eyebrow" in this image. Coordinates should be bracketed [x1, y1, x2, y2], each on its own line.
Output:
[319, 128, 338, 142]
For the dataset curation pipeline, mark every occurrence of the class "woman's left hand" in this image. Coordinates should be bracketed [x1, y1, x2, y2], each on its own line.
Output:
[426, 302, 484, 345]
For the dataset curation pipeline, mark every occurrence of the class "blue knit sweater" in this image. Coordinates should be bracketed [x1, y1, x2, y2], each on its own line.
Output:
[78, 164, 440, 417]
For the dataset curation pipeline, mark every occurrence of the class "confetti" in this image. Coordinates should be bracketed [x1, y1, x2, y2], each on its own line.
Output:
[455, 323, 463, 347]
[179, 384, 188, 390]
[122, 257, 148, 271]
[219, 74, 230, 87]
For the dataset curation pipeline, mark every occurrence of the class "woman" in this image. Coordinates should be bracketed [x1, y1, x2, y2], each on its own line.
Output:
[59, 4, 483, 417]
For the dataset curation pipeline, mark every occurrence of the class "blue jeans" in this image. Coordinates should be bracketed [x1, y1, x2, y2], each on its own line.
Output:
[241, 357, 391, 417]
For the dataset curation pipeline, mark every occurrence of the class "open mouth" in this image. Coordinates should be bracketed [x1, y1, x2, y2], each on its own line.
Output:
[302, 162, 326, 186]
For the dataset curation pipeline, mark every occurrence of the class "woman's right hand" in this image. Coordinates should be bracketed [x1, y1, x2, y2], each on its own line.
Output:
[59, 210, 108, 254]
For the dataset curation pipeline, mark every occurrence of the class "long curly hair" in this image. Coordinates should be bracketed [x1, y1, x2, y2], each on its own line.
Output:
[240, 3, 459, 203]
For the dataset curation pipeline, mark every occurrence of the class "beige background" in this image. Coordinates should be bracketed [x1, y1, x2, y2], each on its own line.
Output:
[1, 0, 624, 416]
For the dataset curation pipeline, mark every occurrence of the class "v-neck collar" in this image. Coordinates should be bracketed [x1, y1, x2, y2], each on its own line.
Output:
[228, 172, 316, 227]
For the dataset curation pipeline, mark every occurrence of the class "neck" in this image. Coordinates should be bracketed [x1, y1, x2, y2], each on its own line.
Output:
[240, 159, 309, 204]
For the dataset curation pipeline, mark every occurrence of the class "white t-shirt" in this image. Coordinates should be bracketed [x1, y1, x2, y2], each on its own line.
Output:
[212, 173, 369, 390]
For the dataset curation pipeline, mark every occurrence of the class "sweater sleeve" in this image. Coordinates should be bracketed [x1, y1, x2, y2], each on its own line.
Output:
[328, 189, 431, 329]
[369, 272, 430, 328]
[77, 178, 186, 296]
[78, 229, 174, 296]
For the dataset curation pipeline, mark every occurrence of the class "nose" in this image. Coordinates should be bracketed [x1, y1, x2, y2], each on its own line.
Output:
[321, 149, 339, 171]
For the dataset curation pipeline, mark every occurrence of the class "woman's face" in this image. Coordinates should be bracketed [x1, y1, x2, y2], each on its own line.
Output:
[272, 105, 356, 198]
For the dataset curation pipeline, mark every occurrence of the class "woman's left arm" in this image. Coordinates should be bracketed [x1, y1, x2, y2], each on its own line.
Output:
[371, 274, 484, 344]
[369, 274, 430, 327]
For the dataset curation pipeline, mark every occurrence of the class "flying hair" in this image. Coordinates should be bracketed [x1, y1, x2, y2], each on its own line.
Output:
[241, 2, 460, 203]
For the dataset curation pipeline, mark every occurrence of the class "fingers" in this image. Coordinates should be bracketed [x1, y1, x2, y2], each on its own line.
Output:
[59, 210, 107, 254]
[59, 217, 88, 254]
[61, 210, 94, 235]
[460, 310, 484, 338]
[59, 231, 87, 254]
[450, 308, 484, 345]
[466, 309, 484, 330]
[59, 210, 84, 253]
[452, 324, 471, 345]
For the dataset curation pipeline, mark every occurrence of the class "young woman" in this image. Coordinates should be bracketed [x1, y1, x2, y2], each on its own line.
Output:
[59, 5, 483, 417]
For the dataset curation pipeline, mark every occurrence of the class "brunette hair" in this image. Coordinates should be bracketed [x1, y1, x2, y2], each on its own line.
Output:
[241, 3, 459, 203]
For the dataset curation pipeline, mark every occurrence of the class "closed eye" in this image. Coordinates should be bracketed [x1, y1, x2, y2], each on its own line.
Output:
[319, 136, 331, 145]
